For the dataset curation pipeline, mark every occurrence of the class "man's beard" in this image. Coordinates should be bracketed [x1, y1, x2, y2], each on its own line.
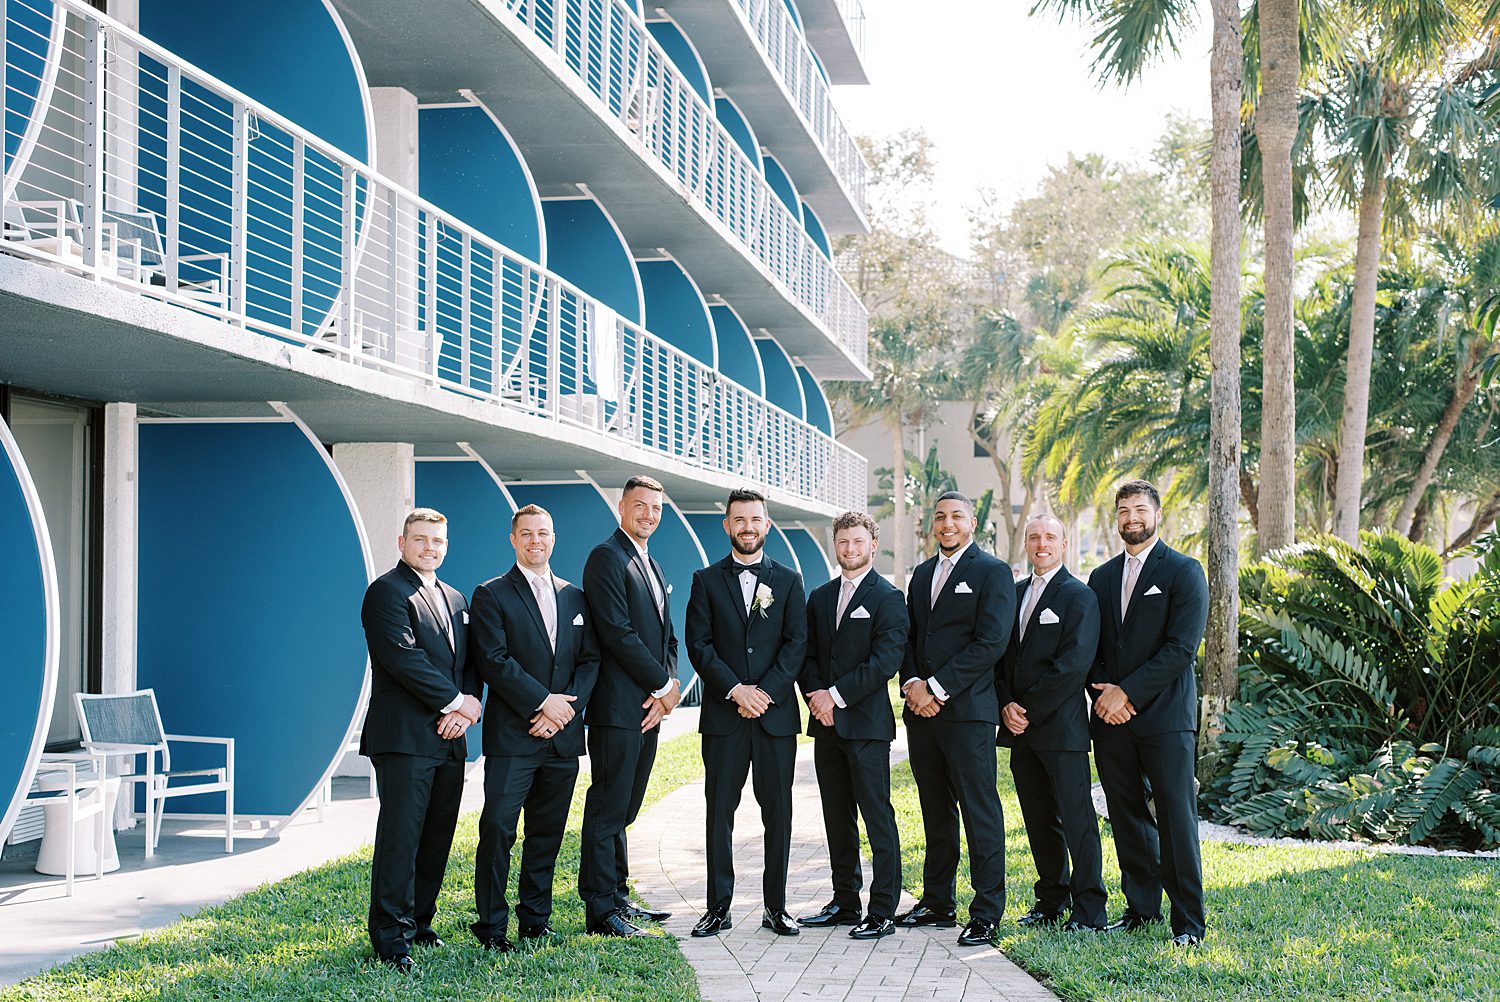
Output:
[732, 534, 765, 556]
[838, 552, 871, 573]
[1119, 521, 1156, 546]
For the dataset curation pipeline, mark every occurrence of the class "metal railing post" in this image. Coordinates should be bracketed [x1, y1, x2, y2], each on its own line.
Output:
[228, 104, 250, 321]
[81, 18, 106, 272]
[164, 65, 181, 294]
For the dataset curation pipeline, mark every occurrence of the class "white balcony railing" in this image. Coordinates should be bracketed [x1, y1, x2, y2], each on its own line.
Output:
[501, 0, 867, 369]
[0, 0, 867, 512]
[835, 0, 867, 58]
[727, 0, 866, 212]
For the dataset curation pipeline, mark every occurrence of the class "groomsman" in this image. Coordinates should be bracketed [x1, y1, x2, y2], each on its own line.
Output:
[896, 491, 1014, 947]
[1087, 480, 1209, 947]
[579, 475, 681, 937]
[799, 511, 907, 941]
[999, 514, 1106, 932]
[361, 508, 481, 971]
[686, 488, 807, 938]
[469, 504, 599, 951]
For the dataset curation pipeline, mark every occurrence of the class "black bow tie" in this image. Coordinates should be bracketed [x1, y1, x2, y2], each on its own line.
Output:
[735, 562, 765, 575]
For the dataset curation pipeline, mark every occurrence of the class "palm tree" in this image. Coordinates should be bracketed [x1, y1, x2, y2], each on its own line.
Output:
[1031, 0, 1243, 752]
[1297, 2, 1500, 542]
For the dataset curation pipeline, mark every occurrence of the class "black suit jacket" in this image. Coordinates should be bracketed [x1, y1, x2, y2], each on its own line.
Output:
[470, 566, 599, 758]
[1087, 541, 1209, 736]
[902, 545, 1014, 725]
[687, 554, 808, 738]
[360, 561, 478, 760]
[582, 528, 678, 729]
[800, 572, 906, 741]
[997, 567, 1100, 752]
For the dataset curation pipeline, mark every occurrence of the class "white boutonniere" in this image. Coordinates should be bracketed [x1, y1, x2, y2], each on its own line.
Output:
[752, 582, 774, 618]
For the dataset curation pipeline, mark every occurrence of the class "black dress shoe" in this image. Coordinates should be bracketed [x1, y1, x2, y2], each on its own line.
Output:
[1105, 913, 1163, 933]
[761, 908, 800, 936]
[519, 922, 561, 942]
[380, 954, 415, 973]
[1061, 918, 1105, 933]
[849, 916, 895, 940]
[691, 908, 733, 938]
[1016, 906, 1064, 928]
[799, 901, 862, 928]
[894, 905, 957, 928]
[956, 918, 998, 946]
[590, 911, 648, 938]
[1171, 933, 1203, 948]
[412, 929, 445, 947]
[622, 900, 672, 923]
[476, 934, 514, 952]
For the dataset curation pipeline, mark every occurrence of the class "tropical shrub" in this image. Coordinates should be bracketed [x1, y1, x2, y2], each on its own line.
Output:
[1206, 531, 1500, 850]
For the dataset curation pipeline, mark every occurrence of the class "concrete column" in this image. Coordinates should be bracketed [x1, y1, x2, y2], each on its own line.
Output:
[357, 88, 422, 365]
[101, 403, 138, 827]
[331, 442, 415, 779]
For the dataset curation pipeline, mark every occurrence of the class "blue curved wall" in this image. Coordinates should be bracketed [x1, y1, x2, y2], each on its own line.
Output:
[801, 202, 832, 259]
[650, 505, 706, 685]
[136, 0, 371, 337]
[715, 98, 761, 167]
[418, 106, 543, 265]
[0, 425, 52, 843]
[638, 259, 716, 368]
[765, 524, 801, 575]
[415, 459, 517, 761]
[541, 199, 642, 325]
[783, 527, 833, 588]
[762, 156, 802, 220]
[647, 20, 712, 105]
[797, 366, 833, 434]
[3, 0, 55, 178]
[756, 337, 806, 419]
[137, 422, 368, 816]
[711, 305, 764, 394]
[139, 0, 367, 162]
[686, 514, 799, 580]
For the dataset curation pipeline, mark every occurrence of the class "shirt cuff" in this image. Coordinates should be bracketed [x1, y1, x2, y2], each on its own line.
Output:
[927, 677, 950, 701]
[440, 693, 464, 715]
[651, 678, 675, 699]
[726, 682, 742, 700]
[900, 677, 920, 692]
[829, 686, 847, 709]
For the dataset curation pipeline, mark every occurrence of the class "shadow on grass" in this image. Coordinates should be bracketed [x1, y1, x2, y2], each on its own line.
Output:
[2, 736, 709, 1002]
[888, 752, 1500, 1002]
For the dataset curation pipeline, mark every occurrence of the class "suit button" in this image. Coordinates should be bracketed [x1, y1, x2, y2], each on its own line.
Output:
[747, 647, 754, 654]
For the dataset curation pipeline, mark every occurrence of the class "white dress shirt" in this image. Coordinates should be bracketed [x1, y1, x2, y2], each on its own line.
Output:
[1121, 536, 1159, 618]
[826, 565, 874, 709]
[516, 563, 558, 713]
[728, 552, 774, 703]
[905, 542, 974, 701]
[410, 563, 465, 716]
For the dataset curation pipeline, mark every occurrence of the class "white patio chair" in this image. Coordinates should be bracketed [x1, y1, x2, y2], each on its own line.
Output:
[21, 750, 108, 896]
[75, 689, 235, 859]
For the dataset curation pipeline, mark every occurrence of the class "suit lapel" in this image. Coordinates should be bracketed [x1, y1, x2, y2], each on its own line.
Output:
[833, 572, 876, 637]
[1123, 544, 1167, 628]
[931, 545, 978, 611]
[722, 556, 750, 626]
[404, 563, 455, 655]
[505, 567, 551, 651]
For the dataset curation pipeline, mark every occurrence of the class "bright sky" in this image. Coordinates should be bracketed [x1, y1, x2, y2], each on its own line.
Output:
[834, 0, 1214, 254]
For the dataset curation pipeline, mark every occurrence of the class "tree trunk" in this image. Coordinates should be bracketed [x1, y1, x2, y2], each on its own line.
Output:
[1200, 0, 1244, 781]
[1255, 0, 1300, 556]
[1394, 339, 1485, 536]
[1443, 488, 1500, 556]
[890, 415, 908, 585]
[1239, 468, 1261, 533]
[1331, 164, 1388, 543]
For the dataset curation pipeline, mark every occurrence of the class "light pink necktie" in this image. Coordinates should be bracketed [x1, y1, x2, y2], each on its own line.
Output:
[1121, 555, 1141, 619]
[836, 578, 856, 625]
[1020, 575, 1045, 641]
[930, 557, 953, 609]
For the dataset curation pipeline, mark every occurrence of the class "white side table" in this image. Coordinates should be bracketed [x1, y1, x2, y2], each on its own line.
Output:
[30, 752, 116, 890]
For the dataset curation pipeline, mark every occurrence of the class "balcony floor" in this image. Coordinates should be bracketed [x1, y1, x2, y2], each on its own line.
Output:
[0, 257, 841, 520]
[328, 0, 869, 381]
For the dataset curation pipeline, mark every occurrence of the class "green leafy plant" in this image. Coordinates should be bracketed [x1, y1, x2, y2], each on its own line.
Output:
[1208, 530, 1500, 850]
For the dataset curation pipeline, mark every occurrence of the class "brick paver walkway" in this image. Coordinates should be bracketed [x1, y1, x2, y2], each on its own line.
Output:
[631, 736, 1060, 1002]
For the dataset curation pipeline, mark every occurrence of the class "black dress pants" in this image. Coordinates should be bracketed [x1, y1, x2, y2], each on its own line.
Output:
[472, 744, 579, 940]
[368, 752, 465, 959]
[1010, 741, 1107, 927]
[580, 724, 658, 926]
[702, 723, 796, 913]
[813, 732, 901, 919]
[1093, 726, 1205, 937]
[906, 717, 1006, 922]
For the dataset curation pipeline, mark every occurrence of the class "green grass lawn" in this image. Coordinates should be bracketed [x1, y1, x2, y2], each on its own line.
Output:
[3, 733, 707, 1002]
[888, 748, 1500, 1002]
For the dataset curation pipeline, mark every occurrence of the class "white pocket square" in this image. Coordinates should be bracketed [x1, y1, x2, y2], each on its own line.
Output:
[667, 584, 674, 594]
[572, 613, 584, 626]
[954, 581, 973, 594]
[1144, 585, 1163, 596]
[849, 606, 871, 619]
[1038, 608, 1060, 625]
[460, 610, 470, 624]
